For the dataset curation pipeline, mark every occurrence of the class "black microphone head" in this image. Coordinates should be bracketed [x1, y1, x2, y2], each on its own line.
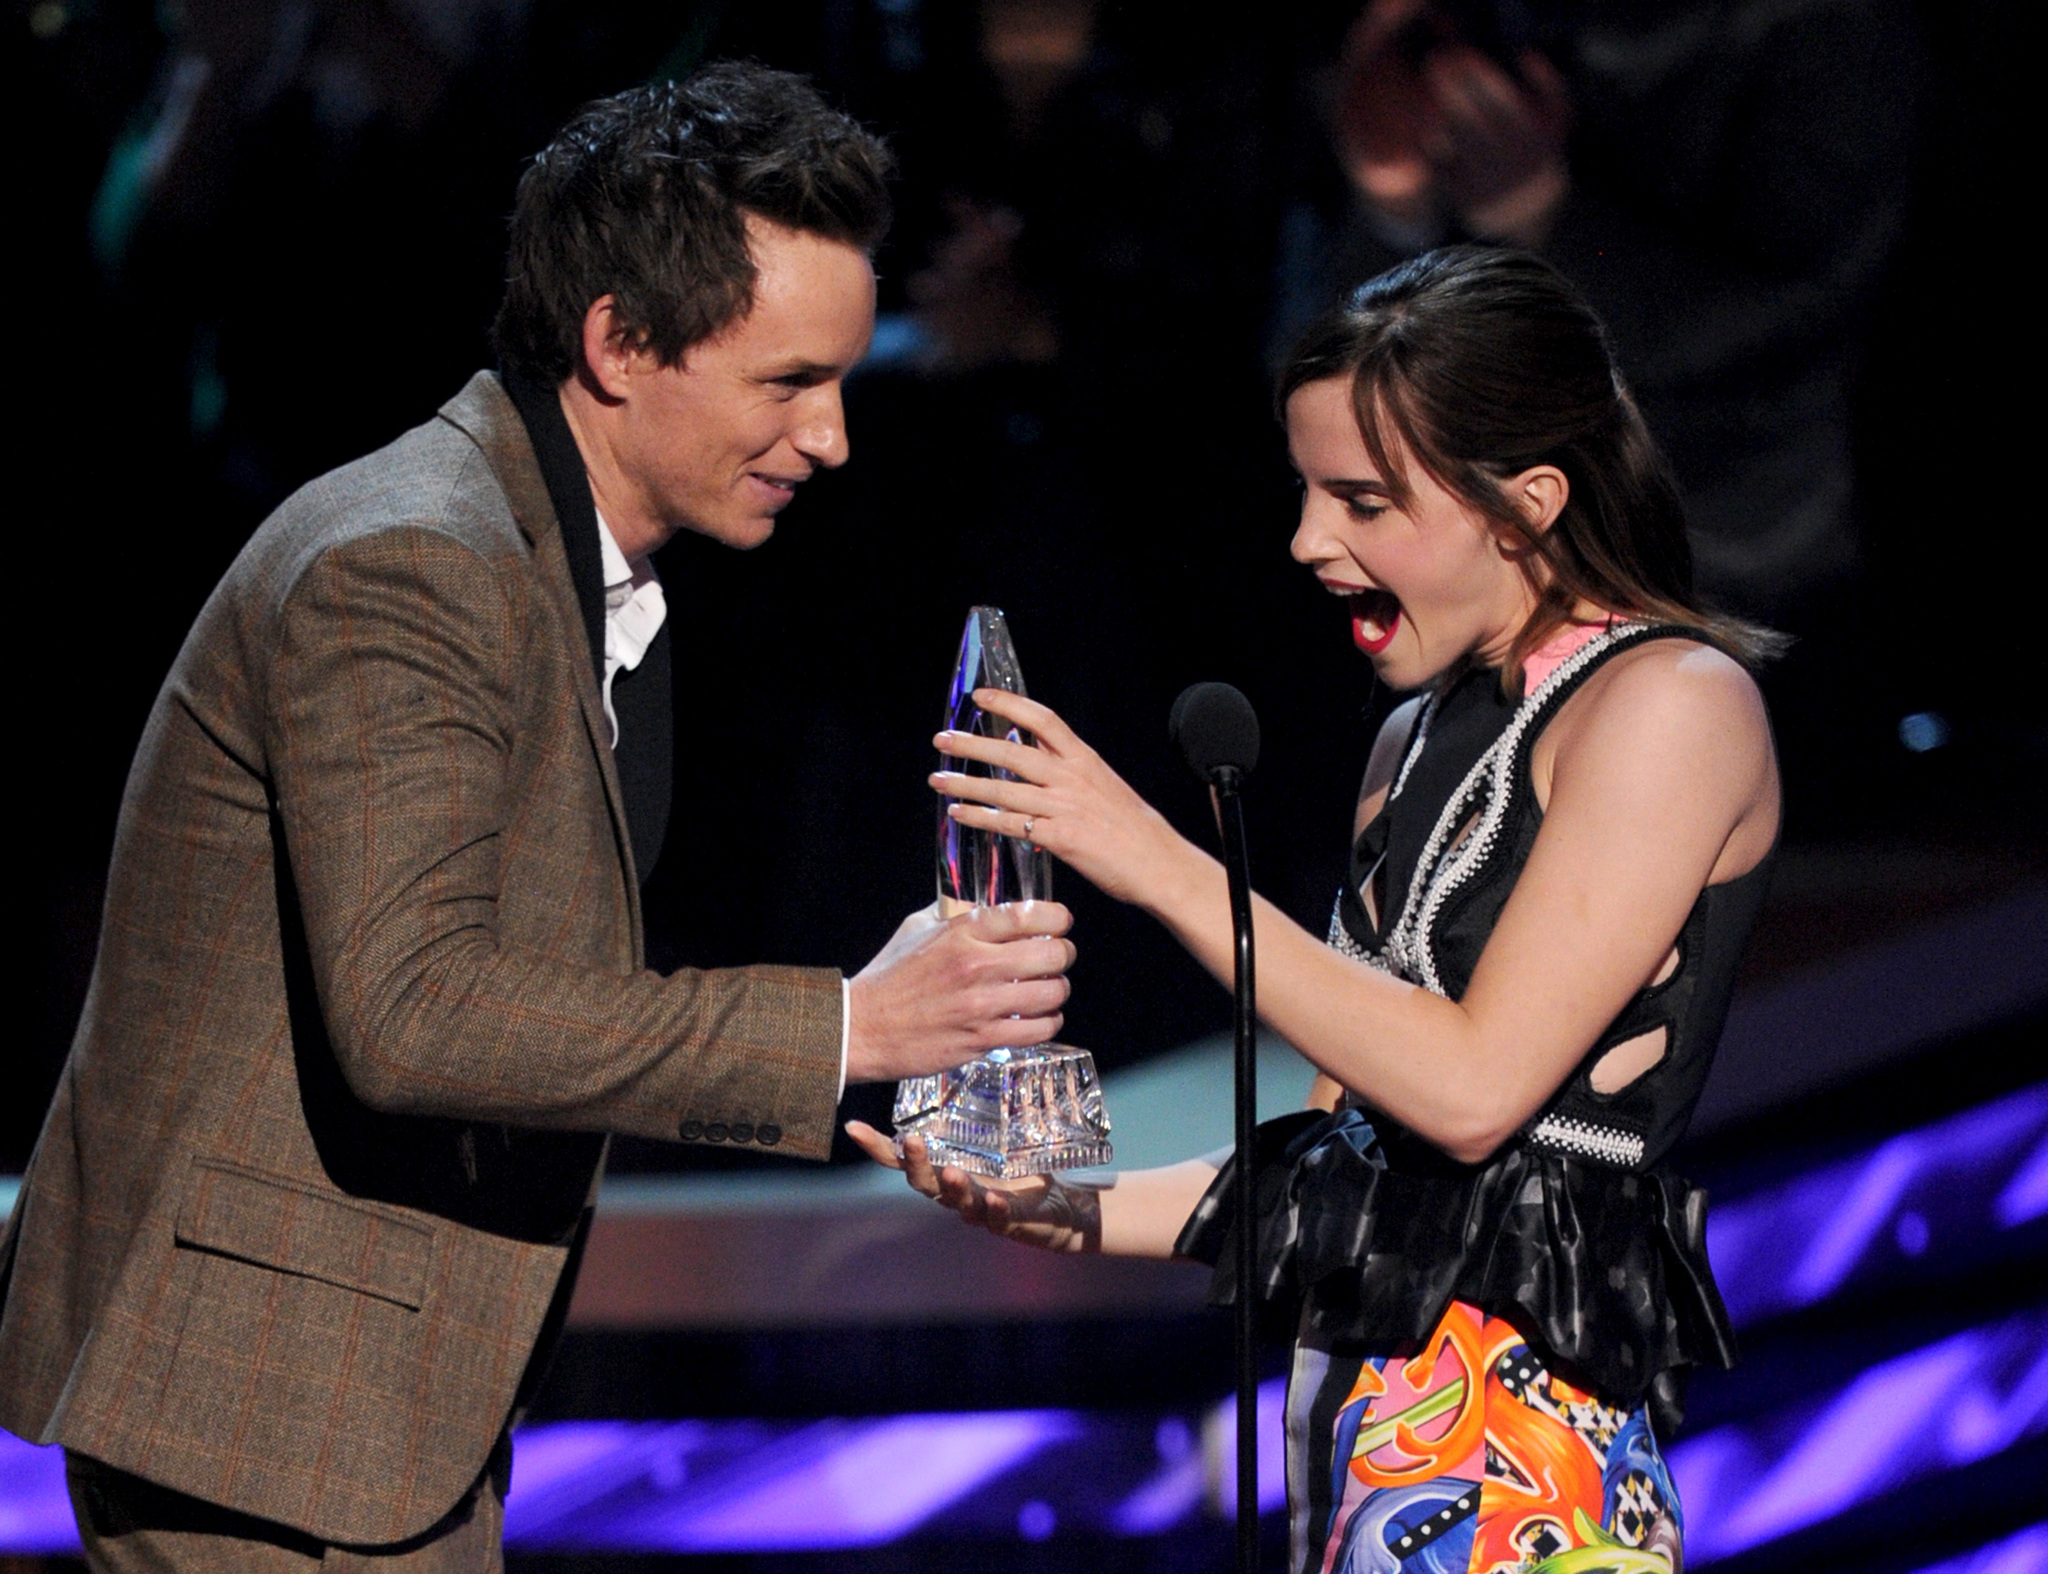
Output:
[1170, 682, 1261, 783]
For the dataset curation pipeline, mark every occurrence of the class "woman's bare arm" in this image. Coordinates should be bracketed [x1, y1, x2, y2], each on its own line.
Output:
[932, 641, 1777, 1162]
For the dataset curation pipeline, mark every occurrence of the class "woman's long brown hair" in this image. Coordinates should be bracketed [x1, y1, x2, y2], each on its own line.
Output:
[1278, 247, 1786, 692]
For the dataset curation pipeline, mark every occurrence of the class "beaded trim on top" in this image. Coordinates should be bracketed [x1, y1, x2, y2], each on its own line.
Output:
[1526, 1113, 1647, 1168]
[1328, 899, 1393, 972]
[1334, 622, 1657, 997]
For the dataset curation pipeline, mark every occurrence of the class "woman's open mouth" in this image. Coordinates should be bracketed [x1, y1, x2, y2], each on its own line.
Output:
[1350, 589, 1402, 655]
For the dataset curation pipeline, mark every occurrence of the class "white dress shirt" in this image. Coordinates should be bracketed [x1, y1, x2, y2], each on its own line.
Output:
[594, 514, 848, 1097]
[594, 513, 667, 749]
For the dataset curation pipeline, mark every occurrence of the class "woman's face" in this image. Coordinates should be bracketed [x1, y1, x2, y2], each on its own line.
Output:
[1286, 376, 1539, 690]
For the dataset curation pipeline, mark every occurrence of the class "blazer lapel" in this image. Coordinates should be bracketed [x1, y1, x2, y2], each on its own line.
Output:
[502, 371, 672, 882]
[499, 370, 607, 682]
[435, 372, 646, 944]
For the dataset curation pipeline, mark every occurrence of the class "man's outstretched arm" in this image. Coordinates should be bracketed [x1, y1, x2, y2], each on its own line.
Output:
[268, 528, 1070, 1157]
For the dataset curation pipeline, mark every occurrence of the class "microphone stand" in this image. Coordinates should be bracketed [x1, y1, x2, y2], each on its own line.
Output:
[1213, 765, 1258, 1574]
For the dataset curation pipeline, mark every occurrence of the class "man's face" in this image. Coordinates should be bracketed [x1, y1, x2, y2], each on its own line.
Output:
[610, 217, 877, 552]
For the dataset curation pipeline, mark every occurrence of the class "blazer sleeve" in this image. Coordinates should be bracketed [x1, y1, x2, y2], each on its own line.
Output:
[264, 525, 844, 1157]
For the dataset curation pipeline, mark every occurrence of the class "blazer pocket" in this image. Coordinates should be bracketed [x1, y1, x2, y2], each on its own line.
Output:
[174, 1157, 433, 1311]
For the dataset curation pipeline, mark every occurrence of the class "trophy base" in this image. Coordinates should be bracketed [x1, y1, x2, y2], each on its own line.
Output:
[898, 1130, 1115, 1180]
[892, 1043, 1113, 1179]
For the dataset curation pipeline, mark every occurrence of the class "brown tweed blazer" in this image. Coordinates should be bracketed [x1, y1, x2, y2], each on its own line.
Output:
[0, 373, 844, 1544]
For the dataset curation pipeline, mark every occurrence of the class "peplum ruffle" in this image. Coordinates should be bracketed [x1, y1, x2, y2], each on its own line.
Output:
[1174, 1108, 1738, 1432]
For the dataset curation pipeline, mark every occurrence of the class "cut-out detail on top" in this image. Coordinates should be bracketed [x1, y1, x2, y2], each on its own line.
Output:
[1360, 850, 1388, 933]
[1590, 1025, 1669, 1095]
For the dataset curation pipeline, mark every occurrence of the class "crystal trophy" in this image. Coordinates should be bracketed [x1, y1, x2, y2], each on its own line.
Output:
[891, 606, 1114, 1178]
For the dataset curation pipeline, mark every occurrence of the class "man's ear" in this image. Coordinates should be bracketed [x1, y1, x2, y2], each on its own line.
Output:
[577, 296, 640, 403]
[1504, 464, 1569, 536]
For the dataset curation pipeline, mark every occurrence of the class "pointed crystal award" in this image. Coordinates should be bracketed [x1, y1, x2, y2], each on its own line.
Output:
[891, 607, 1114, 1178]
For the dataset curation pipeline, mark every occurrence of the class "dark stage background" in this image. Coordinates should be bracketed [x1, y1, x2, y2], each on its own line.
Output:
[5, 0, 2045, 1568]
[9, 0, 2039, 1176]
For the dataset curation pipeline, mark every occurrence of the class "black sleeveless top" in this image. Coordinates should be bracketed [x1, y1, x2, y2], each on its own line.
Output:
[1178, 624, 1771, 1428]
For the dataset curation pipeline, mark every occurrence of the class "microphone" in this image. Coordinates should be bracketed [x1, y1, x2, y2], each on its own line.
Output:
[1170, 681, 1262, 1573]
[1169, 681, 1261, 788]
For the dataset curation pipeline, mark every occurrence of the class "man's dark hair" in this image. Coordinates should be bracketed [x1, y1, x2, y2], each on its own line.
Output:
[493, 62, 893, 384]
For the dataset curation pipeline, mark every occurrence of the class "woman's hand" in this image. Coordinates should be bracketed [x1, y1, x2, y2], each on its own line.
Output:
[844, 1120, 1099, 1252]
[930, 689, 1201, 911]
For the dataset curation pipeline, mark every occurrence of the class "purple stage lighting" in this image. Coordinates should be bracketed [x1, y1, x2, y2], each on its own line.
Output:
[0, 1431, 76, 1554]
[1906, 1521, 2048, 1574]
[1674, 1307, 2048, 1563]
[504, 1411, 1079, 1551]
[1201, 1376, 1287, 1521]
[3, 1083, 2044, 1561]
[4, 1315, 2044, 1560]
[1707, 1083, 2048, 1326]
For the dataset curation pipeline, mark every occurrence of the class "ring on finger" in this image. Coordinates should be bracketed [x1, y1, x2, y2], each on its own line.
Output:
[1023, 816, 1036, 840]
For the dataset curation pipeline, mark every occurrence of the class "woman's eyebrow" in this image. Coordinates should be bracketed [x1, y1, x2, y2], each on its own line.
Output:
[1325, 477, 1393, 496]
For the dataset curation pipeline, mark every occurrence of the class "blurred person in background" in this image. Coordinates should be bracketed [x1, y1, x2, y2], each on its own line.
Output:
[1273, 0, 1921, 629]
[859, 248, 1782, 1573]
[757, 0, 1332, 1082]
[0, 63, 1073, 1572]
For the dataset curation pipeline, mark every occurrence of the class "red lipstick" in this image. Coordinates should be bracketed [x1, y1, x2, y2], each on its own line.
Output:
[1350, 590, 1401, 655]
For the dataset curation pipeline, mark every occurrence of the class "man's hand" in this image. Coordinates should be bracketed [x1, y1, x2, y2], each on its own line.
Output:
[845, 900, 1075, 1083]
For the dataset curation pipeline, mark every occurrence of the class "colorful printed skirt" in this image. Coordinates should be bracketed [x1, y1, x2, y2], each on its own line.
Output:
[1285, 1299, 1684, 1573]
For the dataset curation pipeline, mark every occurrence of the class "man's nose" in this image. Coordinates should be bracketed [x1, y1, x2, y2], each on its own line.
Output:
[793, 385, 850, 470]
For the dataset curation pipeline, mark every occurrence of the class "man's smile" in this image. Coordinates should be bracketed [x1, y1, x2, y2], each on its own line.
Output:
[746, 470, 807, 507]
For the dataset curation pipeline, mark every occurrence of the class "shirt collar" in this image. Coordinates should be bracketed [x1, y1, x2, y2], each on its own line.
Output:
[596, 509, 662, 607]
[596, 509, 635, 591]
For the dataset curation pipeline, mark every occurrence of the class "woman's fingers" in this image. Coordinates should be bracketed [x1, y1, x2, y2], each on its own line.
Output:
[845, 1123, 958, 1207]
[847, 1117, 1070, 1243]
[934, 1165, 986, 1216]
[969, 688, 1086, 754]
[948, 801, 1037, 846]
[896, 1132, 949, 1198]
[843, 1119, 905, 1171]
[930, 771, 1048, 816]
[934, 729, 1047, 780]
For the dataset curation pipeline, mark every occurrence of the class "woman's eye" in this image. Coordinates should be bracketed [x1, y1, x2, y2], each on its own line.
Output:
[1346, 498, 1387, 521]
